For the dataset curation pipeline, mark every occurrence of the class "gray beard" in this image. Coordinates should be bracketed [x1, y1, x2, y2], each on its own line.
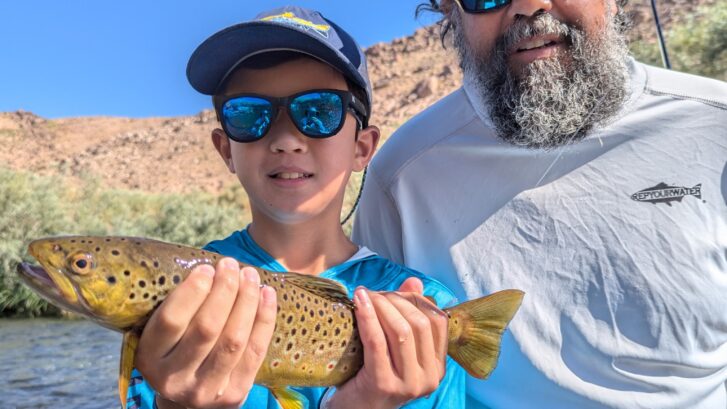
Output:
[452, 9, 631, 149]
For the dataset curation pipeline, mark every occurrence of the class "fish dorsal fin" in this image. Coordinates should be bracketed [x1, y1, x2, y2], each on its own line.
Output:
[278, 271, 352, 307]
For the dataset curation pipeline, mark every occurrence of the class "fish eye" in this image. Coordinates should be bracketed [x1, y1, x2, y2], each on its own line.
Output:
[69, 253, 95, 275]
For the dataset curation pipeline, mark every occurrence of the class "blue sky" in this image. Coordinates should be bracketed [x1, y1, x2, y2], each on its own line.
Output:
[0, 1, 440, 118]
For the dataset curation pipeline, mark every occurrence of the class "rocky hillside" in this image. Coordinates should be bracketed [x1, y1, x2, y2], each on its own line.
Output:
[0, 0, 716, 195]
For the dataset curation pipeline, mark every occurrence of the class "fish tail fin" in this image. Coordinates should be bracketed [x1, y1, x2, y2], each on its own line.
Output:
[445, 289, 524, 379]
[270, 387, 306, 409]
[119, 331, 140, 408]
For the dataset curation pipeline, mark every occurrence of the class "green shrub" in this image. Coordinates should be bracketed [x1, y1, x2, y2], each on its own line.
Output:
[0, 168, 249, 317]
[631, 2, 727, 80]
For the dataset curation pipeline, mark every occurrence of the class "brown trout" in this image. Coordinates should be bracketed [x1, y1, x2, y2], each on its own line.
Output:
[17, 236, 524, 409]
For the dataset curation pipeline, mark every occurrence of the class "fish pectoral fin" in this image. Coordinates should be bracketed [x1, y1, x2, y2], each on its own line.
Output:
[119, 330, 141, 408]
[270, 387, 306, 409]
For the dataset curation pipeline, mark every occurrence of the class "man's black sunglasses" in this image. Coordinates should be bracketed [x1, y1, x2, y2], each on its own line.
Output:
[458, 0, 511, 13]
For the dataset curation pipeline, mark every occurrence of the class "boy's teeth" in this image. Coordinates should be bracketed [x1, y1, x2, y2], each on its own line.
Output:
[278, 172, 306, 179]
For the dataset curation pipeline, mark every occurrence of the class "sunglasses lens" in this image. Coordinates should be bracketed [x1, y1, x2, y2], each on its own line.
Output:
[460, 0, 510, 12]
[289, 92, 344, 137]
[222, 97, 273, 142]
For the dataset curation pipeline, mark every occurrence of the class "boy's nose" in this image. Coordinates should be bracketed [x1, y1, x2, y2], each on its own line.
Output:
[267, 110, 308, 153]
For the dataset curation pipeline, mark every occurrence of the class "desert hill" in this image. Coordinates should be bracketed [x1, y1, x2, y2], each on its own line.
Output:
[0, 0, 716, 195]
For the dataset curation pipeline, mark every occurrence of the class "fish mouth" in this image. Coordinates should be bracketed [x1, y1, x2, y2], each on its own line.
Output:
[16, 262, 90, 317]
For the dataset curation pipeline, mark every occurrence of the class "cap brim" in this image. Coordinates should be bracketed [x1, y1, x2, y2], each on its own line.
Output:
[187, 22, 367, 96]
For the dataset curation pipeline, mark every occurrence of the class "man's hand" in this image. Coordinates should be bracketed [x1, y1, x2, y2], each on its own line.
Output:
[135, 258, 277, 409]
[327, 278, 449, 409]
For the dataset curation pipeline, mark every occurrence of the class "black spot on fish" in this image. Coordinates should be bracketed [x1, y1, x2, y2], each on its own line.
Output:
[286, 342, 293, 351]
[173, 275, 181, 284]
[135, 241, 141, 245]
[335, 328, 341, 336]
[314, 299, 318, 305]
[277, 305, 281, 313]
[304, 305, 308, 312]
[315, 323, 321, 332]
[319, 310, 324, 317]
[296, 302, 301, 309]
[311, 339, 317, 344]
[158, 276, 165, 285]
[143, 293, 149, 299]
[121, 238, 126, 241]
[287, 316, 293, 324]
[323, 330, 328, 336]
[107, 276, 116, 284]
[291, 328, 297, 336]
[300, 315, 305, 323]
[112, 250, 120, 256]
[341, 340, 347, 347]
[124, 270, 131, 276]
[343, 323, 348, 329]
[309, 310, 314, 318]
[152, 280, 156, 285]
[327, 317, 333, 324]
[319, 344, 325, 351]
[95, 247, 100, 252]
[328, 341, 334, 347]
[140, 261, 148, 268]
[71, 239, 76, 243]
[105, 239, 111, 242]
[301, 328, 307, 336]
[293, 352, 300, 360]
[153, 261, 159, 268]
[139, 280, 146, 288]
[129, 293, 135, 300]
[283, 294, 288, 301]
[275, 337, 281, 345]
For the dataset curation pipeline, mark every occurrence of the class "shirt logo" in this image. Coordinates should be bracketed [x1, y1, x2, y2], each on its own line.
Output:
[260, 12, 331, 38]
[631, 182, 702, 206]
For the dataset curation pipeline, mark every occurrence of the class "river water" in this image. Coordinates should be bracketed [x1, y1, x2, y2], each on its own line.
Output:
[0, 319, 122, 408]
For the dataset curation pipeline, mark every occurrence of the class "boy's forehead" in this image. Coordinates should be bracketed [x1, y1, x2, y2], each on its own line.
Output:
[221, 55, 349, 96]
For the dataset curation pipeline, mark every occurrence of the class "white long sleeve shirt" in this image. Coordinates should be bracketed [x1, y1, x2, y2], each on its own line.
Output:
[353, 60, 727, 409]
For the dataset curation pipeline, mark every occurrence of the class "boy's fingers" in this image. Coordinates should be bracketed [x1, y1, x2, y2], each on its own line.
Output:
[138, 263, 215, 361]
[396, 292, 449, 369]
[232, 285, 277, 389]
[369, 291, 418, 380]
[171, 258, 241, 370]
[353, 288, 392, 380]
[196, 266, 262, 391]
[385, 292, 441, 379]
[397, 277, 424, 295]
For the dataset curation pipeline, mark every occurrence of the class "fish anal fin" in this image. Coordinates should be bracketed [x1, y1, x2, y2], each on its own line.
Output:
[270, 387, 306, 409]
[120, 330, 140, 408]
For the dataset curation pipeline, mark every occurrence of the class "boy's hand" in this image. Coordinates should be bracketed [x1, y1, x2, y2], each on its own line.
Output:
[135, 258, 277, 409]
[327, 278, 449, 409]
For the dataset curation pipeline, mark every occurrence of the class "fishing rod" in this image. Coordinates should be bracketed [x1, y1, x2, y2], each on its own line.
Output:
[650, 0, 672, 69]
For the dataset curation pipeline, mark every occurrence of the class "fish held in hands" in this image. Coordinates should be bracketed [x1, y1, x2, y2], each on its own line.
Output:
[17, 236, 524, 409]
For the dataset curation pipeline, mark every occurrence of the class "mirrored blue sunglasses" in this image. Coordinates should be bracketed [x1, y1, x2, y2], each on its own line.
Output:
[458, 0, 511, 13]
[216, 89, 367, 143]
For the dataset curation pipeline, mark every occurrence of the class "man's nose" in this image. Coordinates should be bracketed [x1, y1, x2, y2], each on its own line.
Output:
[507, 0, 553, 18]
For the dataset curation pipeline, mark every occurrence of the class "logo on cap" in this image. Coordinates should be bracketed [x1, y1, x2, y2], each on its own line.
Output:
[261, 12, 331, 39]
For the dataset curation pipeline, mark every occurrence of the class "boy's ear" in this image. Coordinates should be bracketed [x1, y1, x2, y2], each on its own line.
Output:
[211, 128, 235, 173]
[353, 125, 380, 172]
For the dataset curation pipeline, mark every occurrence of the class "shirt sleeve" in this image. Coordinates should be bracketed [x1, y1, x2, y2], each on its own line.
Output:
[126, 369, 158, 409]
[352, 166, 405, 264]
[402, 357, 467, 409]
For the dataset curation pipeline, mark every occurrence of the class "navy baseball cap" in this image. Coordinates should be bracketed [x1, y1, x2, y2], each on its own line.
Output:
[187, 6, 372, 116]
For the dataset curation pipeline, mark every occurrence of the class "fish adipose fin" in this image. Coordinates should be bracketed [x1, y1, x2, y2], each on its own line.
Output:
[445, 289, 524, 379]
[271, 386, 306, 409]
[119, 330, 140, 409]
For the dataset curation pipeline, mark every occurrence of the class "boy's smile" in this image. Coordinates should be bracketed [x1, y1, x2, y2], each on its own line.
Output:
[211, 56, 378, 227]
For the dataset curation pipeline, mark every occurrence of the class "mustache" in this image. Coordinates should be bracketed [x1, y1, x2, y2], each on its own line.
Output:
[493, 13, 573, 57]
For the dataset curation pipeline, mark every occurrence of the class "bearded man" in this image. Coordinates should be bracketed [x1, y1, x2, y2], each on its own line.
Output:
[353, 1, 727, 408]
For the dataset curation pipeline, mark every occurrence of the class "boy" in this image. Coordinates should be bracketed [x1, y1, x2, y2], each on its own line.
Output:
[128, 6, 465, 409]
